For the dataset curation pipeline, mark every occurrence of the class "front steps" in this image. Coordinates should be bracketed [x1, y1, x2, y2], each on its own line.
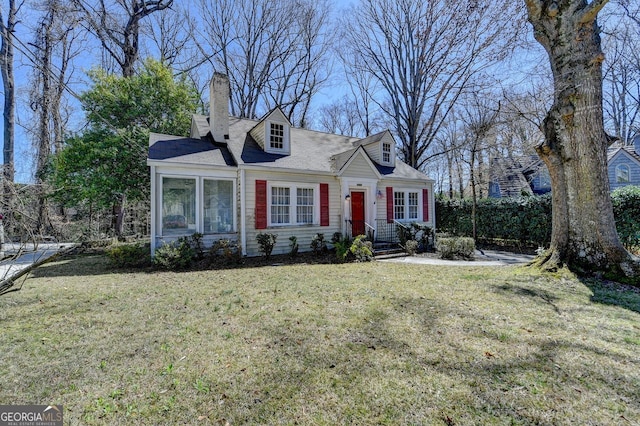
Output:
[373, 241, 406, 258]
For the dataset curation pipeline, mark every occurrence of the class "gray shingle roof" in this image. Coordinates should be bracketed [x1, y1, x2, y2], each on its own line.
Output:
[148, 115, 432, 181]
[608, 141, 640, 164]
[148, 133, 236, 167]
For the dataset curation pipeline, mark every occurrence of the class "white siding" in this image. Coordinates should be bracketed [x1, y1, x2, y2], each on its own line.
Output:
[250, 121, 266, 149]
[341, 154, 378, 179]
[376, 179, 435, 228]
[244, 170, 342, 256]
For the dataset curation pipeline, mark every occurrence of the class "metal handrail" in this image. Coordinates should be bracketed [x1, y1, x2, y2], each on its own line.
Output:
[364, 222, 375, 241]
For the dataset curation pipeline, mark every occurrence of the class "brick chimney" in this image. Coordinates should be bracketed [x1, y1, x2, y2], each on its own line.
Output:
[210, 73, 230, 143]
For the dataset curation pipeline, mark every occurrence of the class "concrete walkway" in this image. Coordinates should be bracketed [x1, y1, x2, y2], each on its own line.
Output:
[378, 249, 536, 266]
[0, 242, 78, 284]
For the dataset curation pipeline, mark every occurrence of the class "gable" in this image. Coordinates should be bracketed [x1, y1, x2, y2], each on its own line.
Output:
[608, 149, 640, 188]
[361, 131, 395, 166]
[338, 149, 381, 179]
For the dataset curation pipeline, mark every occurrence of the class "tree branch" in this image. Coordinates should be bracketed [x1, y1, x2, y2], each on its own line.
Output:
[579, 0, 609, 24]
[525, 0, 544, 21]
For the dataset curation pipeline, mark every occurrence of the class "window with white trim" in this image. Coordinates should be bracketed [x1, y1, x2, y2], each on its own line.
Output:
[268, 183, 318, 226]
[297, 188, 314, 224]
[160, 177, 235, 236]
[382, 142, 391, 163]
[270, 122, 284, 150]
[616, 164, 630, 183]
[203, 179, 234, 233]
[271, 186, 290, 224]
[408, 192, 419, 220]
[394, 190, 420, 221]
[394, 191, 405, 220]
[162, 177, 196, 235]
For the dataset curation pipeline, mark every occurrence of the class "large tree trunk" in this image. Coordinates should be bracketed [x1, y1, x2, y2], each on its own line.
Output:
[526, 0, 640, 280]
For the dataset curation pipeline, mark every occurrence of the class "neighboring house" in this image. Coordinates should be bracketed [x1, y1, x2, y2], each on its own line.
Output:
[147, 74, 435, 257]
[488, 156, 551, 198]
[607, 135, 640, 191]
[489, 135, 640, 198]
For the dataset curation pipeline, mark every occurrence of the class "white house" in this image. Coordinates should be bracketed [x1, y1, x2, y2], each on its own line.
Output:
[147, 73, 435, 257]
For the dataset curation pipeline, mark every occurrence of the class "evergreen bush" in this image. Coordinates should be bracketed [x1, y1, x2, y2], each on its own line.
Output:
[350, 235, 373, 262]
[436, 236, 475, 260]
[107, 243, 151, 268]
[256, 233, 278, 259]
[611, 185, 640, 251]
[153, 237, 195, 270]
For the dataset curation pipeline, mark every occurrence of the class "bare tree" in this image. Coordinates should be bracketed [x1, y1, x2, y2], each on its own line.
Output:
[28, 0, 81, 234]
[602, 8, 640, 143]
[73, 0, 173, 77]
[526, 0, 640, 280]
[143, 5, 192, 68]
[1, 0, 22, 187]
[459, 93, 500, 240]
[317, 96, 362, 136]
[1, 0, 24, 249]
[193, 0, 332, 126]
[339, 0, 524, 171]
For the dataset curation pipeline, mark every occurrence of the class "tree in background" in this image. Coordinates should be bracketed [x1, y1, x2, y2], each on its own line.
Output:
[193, 0, 332, 126]
[601, 1, 640, 144]
[1, 0, 22, 232]
[526, 0, 640, 280]
[339, 0, 523, 171]
[50, 59, 199, 236]
[73, 0, 173, 77]
[29, 0, 82, 234]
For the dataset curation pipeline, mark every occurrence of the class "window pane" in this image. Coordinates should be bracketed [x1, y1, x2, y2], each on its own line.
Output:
[394, 191, 405, 220]
[617, 165, 630, 183]
[270, 122, 284, 149]
[162, 177, 196, 235]
[382, 142, 391, 163]
[271, 187, 290, 224]
[297, 187, 314, 224]
[408, 192, 418, 219]
[204, 180, 234, 233]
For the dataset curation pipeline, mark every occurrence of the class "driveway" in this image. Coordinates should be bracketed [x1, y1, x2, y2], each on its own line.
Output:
[378, 249, 536, 266]
[0, 242, 78, 284]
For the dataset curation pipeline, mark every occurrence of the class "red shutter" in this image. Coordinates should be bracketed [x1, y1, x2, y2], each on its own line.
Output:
[386, 186, 394, 223]
[255, 180, 267, 229]
[423, 188, 429, 222]
[320, 183, 329, 226]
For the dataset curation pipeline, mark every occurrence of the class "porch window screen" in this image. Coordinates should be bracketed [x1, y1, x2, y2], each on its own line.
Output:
[271, 186, 290, 224]
[204, 180, 233, 233]
[297, 188, 314, 224]
[162, 177, 196, 235]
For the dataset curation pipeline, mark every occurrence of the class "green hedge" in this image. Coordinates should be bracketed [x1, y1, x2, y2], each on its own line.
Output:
[611, 186, 640, 249]
[436, 188, 640, 250]
[436, 194, 552, 246]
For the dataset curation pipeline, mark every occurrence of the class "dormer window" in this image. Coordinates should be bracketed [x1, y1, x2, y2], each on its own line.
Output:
[265, 119, 290, 154]
[270, 122, 284, 149]
[382, 142, 392, 164]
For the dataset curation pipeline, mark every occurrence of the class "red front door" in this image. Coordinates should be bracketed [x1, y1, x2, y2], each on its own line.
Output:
[351, 191, 365, 237]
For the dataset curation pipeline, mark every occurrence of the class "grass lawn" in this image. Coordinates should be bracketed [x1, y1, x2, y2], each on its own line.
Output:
[1, 253, 639, 425]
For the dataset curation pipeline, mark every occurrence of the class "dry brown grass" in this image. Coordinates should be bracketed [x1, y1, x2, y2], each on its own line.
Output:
[0, 253, 639, 425]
